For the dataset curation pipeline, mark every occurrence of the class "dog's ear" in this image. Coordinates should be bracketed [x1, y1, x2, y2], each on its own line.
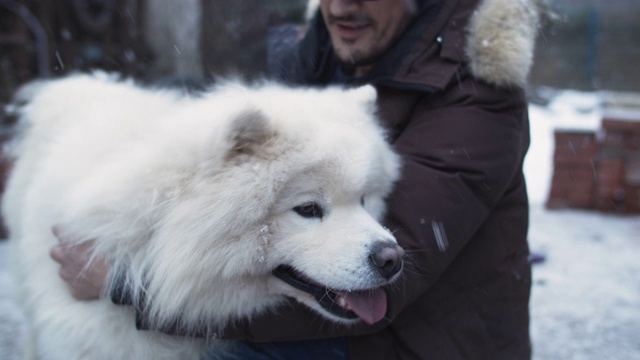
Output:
[227, 108, 274, 157]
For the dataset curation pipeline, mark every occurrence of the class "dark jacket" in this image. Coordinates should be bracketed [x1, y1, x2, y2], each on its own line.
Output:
[221, 1, 539, 359]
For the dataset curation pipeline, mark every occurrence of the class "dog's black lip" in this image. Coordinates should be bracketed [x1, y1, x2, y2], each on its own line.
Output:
[273, 265, 359, 320]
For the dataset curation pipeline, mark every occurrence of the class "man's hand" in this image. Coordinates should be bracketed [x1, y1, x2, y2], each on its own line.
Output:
[49, 226, 110, 300]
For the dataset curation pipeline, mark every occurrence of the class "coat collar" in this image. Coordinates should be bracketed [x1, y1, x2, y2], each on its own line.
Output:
[391, 0, 543, 89]
[296, 0, 542, 90]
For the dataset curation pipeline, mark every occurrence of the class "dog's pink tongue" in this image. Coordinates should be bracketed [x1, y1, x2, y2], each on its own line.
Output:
[341, 289, 387, 325]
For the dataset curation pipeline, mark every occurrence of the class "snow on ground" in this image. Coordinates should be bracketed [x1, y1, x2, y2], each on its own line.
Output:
[0, 241, 26, 360]
[525, 90, 640, 360]
[0, 89, 638, 359]
[529, 207, 640, 360]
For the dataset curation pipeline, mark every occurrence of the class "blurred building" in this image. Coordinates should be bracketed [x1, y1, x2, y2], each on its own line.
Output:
[2, 0, 640, 98]
[530, 0, 640, 92]
[0, 0, 307, 105]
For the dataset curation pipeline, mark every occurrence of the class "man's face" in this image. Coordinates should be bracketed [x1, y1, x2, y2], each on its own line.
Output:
[320, 0, 415, 74]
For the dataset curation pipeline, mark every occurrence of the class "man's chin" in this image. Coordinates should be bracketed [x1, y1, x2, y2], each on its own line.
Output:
[334, 50, 383, 74]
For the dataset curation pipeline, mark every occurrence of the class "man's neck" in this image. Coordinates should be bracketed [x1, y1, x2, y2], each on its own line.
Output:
[354, 64, 374, 78]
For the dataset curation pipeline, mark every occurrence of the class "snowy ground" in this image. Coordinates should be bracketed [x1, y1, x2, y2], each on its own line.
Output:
[529, 207, 640, 360]
[0, 89, 639, 359]
[525, 90, 640, 360]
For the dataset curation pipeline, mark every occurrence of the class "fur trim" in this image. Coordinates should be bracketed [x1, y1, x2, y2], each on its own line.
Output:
[465, 0, 543, 87]
[305, 0, 319, 21]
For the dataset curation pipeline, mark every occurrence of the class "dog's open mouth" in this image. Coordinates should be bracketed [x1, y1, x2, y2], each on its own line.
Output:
[273, 265, 387, 325]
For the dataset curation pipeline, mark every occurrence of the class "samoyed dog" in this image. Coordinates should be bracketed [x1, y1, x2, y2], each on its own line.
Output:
[3, 72, 403, 360]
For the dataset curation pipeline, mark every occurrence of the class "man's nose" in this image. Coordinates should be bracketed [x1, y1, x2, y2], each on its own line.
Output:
[325, 0, 363, 17]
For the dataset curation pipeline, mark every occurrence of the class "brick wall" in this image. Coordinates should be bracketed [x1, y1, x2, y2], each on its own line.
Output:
[547, 107, 640, 214]
[546, 131, 597, 210]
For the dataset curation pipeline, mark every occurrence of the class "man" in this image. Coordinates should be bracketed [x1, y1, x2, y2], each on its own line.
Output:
[52, 0, 543, 358]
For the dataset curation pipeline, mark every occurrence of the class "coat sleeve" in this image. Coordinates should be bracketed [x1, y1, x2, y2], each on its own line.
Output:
[132, 80, 530, 341]
[378, 82, 530, 320]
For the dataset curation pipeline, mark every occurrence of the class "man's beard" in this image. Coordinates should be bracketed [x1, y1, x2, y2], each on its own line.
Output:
[334, 46, 387, 71]
[326, 12, 383, 69]
[327, 11, 414, 71]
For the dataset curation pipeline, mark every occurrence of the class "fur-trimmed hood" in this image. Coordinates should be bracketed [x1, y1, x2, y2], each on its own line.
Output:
[392, 0, 546, 88]
[465, 0, 543, 87]
[284, 0, 546, 89]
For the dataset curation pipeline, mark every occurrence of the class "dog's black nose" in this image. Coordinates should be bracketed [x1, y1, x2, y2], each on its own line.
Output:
[369, 241, 405, 280]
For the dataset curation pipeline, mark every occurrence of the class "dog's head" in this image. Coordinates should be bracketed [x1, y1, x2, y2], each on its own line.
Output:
[267, 167, 405, 325]
[216, 84, 404, 325]
[82, 83, 403, 329]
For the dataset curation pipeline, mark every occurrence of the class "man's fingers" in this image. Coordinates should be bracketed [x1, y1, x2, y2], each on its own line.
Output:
[51, 224, 67, 244]
[49, 245, 64, 263]
[51, 224, 79, 247]
[50, 243, 85, 263]
[58, 265, 75, 283]
[49, 226, 108, 300]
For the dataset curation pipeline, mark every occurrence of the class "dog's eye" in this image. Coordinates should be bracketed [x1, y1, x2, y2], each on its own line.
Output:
[293, 202, 323, 219]
[361, 196, 365, 206]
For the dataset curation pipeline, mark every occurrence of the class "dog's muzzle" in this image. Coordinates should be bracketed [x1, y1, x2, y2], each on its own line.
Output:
[272, 240, 404, 325]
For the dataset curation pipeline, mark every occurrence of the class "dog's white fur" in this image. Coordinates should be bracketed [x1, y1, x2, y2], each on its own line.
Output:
[3, 73, 401, 359]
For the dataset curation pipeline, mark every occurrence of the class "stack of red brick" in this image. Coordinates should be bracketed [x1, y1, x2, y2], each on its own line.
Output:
[547, 108, 640, 214]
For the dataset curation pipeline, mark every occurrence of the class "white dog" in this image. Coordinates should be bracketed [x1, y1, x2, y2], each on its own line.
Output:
[3, 73, 403, 359]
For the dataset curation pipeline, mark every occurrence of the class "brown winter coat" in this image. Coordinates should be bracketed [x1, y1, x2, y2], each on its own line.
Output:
[218, 1, 540, 359]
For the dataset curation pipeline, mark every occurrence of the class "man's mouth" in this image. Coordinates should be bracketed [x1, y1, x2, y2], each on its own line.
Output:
[272, 265, 388, 325]
[328, 13, 372, 41]
[333, 21, 371, 40]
